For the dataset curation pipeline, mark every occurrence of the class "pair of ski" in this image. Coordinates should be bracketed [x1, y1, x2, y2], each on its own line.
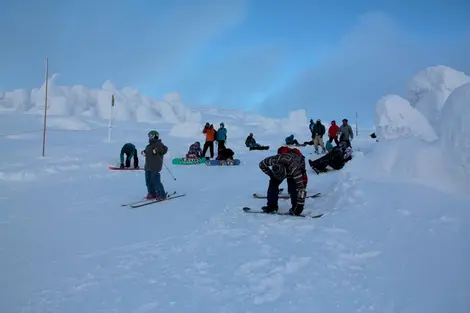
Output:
[122, 191, 186, 208]
[247, 189, 323, 218]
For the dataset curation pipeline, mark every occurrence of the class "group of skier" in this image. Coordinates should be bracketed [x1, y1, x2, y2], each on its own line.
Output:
[117, 117, 355, 215]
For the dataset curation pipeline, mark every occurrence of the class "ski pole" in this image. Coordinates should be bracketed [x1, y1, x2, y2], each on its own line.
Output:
[161, 158, 176, 180]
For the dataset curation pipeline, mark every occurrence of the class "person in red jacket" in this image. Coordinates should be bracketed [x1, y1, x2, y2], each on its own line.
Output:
[328, 120, 340, 145]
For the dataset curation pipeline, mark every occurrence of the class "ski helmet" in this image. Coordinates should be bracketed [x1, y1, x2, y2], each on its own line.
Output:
[148, 130, 159, 139]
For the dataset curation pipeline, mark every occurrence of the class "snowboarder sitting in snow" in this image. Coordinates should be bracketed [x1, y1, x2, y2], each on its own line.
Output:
[308, 141, 352, 174]
[285, 134, 300, 145]
[186, 141, 203, 158]
[216, 146, 235, 164]
[120, 143, 139, 169]
[246, 133, 269, 150]
[141, 130, 168, 200]
[259, 146, 308, 216]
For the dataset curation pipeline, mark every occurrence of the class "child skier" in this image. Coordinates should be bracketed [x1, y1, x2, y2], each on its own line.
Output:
[142, 130, 168, 199]
[119, 143, 139, 168]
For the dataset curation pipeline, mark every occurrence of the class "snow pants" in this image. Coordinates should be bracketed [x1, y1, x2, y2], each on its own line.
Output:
[313, 135, 326, 152]
[266, 177, 297, 208]
[145, 171, 166, 197]
[202, 141, 214, 158]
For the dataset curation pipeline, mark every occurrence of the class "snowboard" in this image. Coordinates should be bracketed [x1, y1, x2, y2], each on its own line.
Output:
[205, 159, 241, 166]
[122, 191, 185, 208]
[249, 146, 269, 151]
[172, 157, 207, 165]
[242, 207, 323, 218]
[109, 166, 144, 171]
[252, 192, 321, 199]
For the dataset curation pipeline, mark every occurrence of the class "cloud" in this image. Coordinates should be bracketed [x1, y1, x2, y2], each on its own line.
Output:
[176, 43, 287, 108]
[260, 11, 470, 124]
[0, 0, 248, 89]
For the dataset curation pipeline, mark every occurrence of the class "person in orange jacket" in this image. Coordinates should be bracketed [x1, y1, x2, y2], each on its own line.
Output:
[202, 122, 216, 158]
[328, 120, 340, 145]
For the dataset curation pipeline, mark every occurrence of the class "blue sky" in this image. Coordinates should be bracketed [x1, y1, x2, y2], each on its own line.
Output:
[1, 0, 470, 124]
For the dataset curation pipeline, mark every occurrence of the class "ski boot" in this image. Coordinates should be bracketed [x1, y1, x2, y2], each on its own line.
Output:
[146, 193, 157, 200]
[262, 204, 278, 213]
[289, 204, 304, 216]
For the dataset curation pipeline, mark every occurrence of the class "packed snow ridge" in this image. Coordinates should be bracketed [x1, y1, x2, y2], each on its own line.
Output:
[0, 73, 310, 136]
[371, 65, 470, 191]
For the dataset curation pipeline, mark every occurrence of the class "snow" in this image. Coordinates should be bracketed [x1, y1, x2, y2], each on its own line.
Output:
[439, 82, 470, 183]
[1, 71, 470, 313]
[407, 65, 470, 133]
[374, 94, 438, 142]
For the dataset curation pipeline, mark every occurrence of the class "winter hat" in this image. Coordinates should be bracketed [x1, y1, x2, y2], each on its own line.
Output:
[272, 164, 287, 181]
[326, 141, 334, 152]
[148, 130, 159, 139]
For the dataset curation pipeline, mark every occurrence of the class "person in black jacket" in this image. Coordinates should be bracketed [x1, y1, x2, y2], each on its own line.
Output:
[312, 119, 326, 154]
[259, 146, 308, 216]
[308, 141, 352, 174]
[120, 143, 139, 168]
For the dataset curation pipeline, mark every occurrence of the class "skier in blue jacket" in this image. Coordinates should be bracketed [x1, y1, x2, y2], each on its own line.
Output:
[216, 122, 227, 148]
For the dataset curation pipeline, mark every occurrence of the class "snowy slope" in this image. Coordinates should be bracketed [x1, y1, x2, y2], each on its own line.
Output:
[1, 74, 470, 313]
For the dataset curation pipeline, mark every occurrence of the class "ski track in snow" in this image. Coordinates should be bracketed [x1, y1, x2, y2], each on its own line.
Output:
[1, 116, 470, 313]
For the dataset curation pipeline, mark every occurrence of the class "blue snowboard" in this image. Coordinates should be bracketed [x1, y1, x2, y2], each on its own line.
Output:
[205, 159, 241, 166]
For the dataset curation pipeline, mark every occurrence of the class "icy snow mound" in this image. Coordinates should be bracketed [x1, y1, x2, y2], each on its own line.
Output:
[374, 95, 437, 142]
[439, 82, 470, 180]
[0, 74, 201, 124]
[246, 109, 310, 137]
[353, 138, 461, 194]
[408, 66, 470, 132]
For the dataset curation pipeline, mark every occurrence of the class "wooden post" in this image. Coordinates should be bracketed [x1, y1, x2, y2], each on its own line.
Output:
[42, 58, 49, 157]
[355, 111, 358, 136]
[108, 94, 114, 141]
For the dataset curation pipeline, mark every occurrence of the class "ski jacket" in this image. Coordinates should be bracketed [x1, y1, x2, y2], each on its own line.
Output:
[216, 148, 234, 160]
[259, 153, 307, 206]
[202, 126, 216, 142]
[339, 124, 354, 140]
[216, 127, 227, 141]
[187, 142, 202, 157]
[309, 122, 315, 133]
[121, 143, 136, 155]
[285, 135, 295, 145]
[245, 136, 257, 147]
[328, 124, 339, 137]
[144, 139, 168, 172]
[120, 143, 137, 163]
[312, 123, 326, 136]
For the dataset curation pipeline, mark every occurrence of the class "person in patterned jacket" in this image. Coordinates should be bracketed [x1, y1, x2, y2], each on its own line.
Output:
[258, 146, 308, 216]
[186, 141, 203, 158]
